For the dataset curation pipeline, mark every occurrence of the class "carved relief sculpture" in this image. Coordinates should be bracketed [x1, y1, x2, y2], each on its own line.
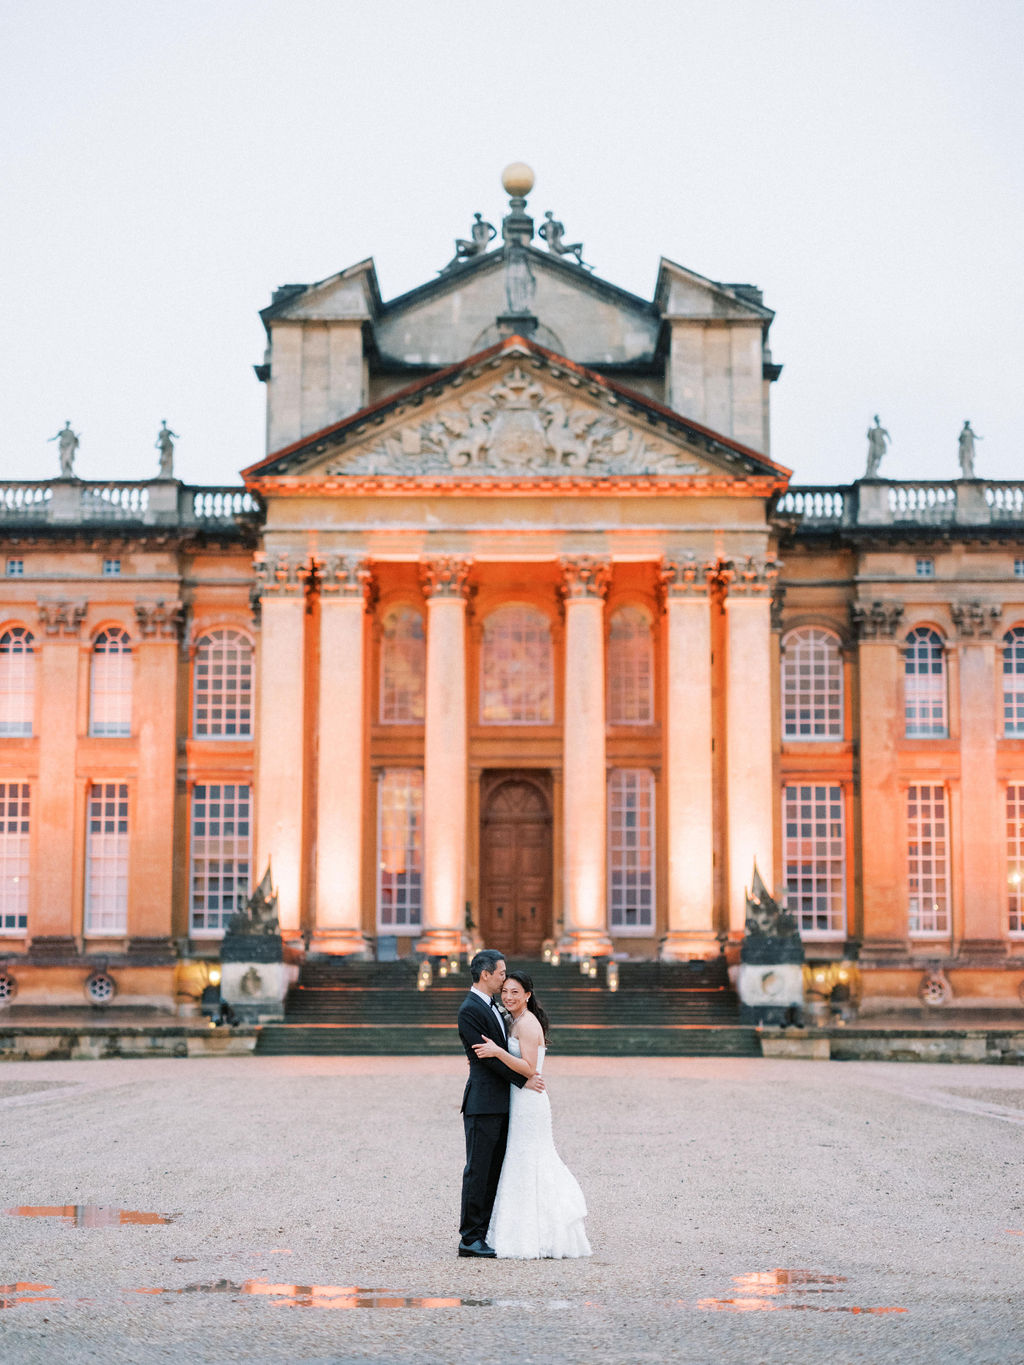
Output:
[560, 555, 611, 600]
[850, 600, 905, 640]
[327, 368, 699, 479]
[950, 601, 1001, 638]
[723, 556, 780, 595]
[253, 551, 306, 598]
[319, 554, 372, 601]
[660, 552, 715, 598]
[134, 600, 184, 640]
[37, 599, 87, 636]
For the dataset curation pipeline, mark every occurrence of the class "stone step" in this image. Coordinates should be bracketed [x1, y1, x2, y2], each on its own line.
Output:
[255, 1023, 762, 1058]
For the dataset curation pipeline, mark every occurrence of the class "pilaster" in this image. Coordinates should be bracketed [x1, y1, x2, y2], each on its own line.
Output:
[418, 556, 472, 956]
[659, 554, 718, 959]
[560, 555, 612, 957]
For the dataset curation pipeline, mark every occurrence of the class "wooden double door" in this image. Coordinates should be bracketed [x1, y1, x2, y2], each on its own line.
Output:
[479, 772, 553, 957]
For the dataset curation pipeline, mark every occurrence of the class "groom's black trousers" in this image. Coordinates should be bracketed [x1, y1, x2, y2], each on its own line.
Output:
[460, 1112, 509, 1244]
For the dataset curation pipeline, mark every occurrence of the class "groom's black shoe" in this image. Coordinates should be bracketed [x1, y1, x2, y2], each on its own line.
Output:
[457, 1238, 496, 1258]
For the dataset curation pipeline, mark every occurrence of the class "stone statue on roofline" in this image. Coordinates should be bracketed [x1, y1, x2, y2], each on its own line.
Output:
[155, 421, 178, 478]
[444, 212, 496, 271]
[48, 421, 80, 478]
[539, 210, 589, 268]
[957, 420, 981, 479]
[864, 415, 890, 478]
[736, 863, 805, 1025]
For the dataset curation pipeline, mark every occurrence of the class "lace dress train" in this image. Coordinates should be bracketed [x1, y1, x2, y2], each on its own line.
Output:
[487, 1042, 591, 1259]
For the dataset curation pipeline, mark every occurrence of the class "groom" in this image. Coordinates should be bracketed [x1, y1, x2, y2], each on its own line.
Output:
[457, 948, 545, 1258]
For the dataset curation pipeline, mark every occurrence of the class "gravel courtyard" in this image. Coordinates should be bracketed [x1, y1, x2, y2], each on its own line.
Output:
[1, 1054, 1022, 1364]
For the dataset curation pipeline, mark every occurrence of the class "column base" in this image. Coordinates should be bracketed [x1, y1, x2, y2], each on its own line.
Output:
[659, 930, 723, 962]
[559, 930, 613, 961]
[306, 928, 374, 959]
[415, 928, 469, 959]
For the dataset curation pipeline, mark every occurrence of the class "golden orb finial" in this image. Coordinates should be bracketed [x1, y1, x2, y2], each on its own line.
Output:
[501, 162, 535, 198]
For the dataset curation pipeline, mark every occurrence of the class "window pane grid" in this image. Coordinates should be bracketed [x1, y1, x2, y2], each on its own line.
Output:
[608, 769, 655, 931]
[1003, 629, 1024, 736]
[608, 607, 654, 724]
[907, 784, 949, 935]
[904, 628, 947, 737]
[480, 606, 554, 724]
[0, 782, 29, 932]
[380, 608, 425, 723]
[377, 770, 423, 930]
[1008, 785, 1024, 934]
[193, 630, 253, 738]
[781, 628, 843, 739]
[0, 627, 35, 736]
[85, 782, 129, 934]
[90, 628, 132, 736]
[783, 784, 846, 935]
[190, 783, 251, 933]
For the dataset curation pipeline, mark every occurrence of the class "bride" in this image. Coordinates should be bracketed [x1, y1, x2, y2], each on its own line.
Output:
[472, 970, 591, 1259]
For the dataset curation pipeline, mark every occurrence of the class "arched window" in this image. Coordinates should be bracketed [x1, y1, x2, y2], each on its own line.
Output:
[379, 607, 425, 723]
[781, 627, 843, 739]
[904, 627, 947, 737]
[608, 607, 653, 724]
[1003, 628, 1024, 736]
[0, 627, 35, 737]
[480, 605, 554, 724]
[193, 629, 253, 738]
[90, 628, 132, 737]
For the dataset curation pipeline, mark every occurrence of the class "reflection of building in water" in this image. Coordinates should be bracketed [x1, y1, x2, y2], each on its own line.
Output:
[2, 169, 1023, 1016]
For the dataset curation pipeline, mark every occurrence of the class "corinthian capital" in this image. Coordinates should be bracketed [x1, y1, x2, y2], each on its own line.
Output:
[419, 555, 473, 599]
[560, 555, 611, 600]
[721, 555, 781, 596]
[950, 601, 1002, 639]
[134, 599, 184, 640]
[253, 551, 307, 599]
[320, 554, 373, 602]
[659, 552, 715, 598]
[37, 599, 87, 637]
[850, 599, 905, 640]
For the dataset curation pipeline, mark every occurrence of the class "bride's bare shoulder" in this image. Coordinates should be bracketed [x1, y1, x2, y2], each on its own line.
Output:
[518, 1011, 544, 1041]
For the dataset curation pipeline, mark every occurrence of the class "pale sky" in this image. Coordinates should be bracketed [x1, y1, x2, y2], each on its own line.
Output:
[2, 0, 1022, 489]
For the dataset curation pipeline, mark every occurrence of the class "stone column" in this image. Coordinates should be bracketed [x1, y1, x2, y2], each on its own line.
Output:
[561, 556, 612, 958]
[129, 601, 184, 949]
[32, 600, 87, 950]
[953, 602, 1004, 954]
[311, 554, 373, 956]
[852, 600, 906, 957]
[419, 556, 472, 957]
[659, 555, 717, 959]
[724, 557, 778, 935]
[253, 552, 308, 939]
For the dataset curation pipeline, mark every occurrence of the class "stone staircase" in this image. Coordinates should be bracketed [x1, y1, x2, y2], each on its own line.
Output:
[256, 956, 761, 1057]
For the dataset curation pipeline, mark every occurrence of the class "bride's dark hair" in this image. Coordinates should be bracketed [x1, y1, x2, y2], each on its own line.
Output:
[505, 969, 550, 1042]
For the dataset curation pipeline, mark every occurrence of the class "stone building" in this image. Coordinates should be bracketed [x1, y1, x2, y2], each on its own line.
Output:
[1, 166, 1022, 1015]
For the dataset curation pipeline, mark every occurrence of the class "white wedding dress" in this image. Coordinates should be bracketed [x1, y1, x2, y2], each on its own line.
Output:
[487, 1039, 592, 1259]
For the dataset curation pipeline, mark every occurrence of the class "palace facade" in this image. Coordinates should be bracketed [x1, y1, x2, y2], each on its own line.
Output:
[2, 168, 1023, 1015]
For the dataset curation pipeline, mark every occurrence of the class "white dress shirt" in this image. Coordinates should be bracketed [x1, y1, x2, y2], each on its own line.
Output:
[470, 984, 506, 1040]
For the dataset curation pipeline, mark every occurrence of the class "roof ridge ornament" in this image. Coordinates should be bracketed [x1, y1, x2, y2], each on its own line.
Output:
[539, 210, 592, 272]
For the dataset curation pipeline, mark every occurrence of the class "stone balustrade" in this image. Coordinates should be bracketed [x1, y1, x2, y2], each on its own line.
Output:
[779, 479, 1024, 530]
[0, 480, 261, 529]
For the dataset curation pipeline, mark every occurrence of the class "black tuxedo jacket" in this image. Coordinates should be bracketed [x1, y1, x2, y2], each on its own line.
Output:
[458, 990, 527, 1115]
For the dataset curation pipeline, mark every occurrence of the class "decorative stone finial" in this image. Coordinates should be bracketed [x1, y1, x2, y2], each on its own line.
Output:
[501, 162, 535, 197]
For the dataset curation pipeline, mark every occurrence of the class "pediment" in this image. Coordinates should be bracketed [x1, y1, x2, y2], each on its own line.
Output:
[245, 339, 788, 488]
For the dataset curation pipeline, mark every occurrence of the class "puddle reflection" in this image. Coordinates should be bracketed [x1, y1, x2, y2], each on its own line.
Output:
[6, 1205, 175, 1226]
[132, 1280, 512, 1308]
[696, 1270, 906, 1315]
[0, 1283, 60, 1310]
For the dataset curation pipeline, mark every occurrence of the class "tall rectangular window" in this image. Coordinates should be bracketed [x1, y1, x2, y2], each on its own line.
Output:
[377, 770, 423, 932]
[783, 784, 846, 936]
[85, 782, 129, 934]
[608, 768, 655, 933]
[0, 782, 29, 933]
[1008, 785, 1024, 935]
[907, 784, 949, 935]
[190, 783, 251, 935]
